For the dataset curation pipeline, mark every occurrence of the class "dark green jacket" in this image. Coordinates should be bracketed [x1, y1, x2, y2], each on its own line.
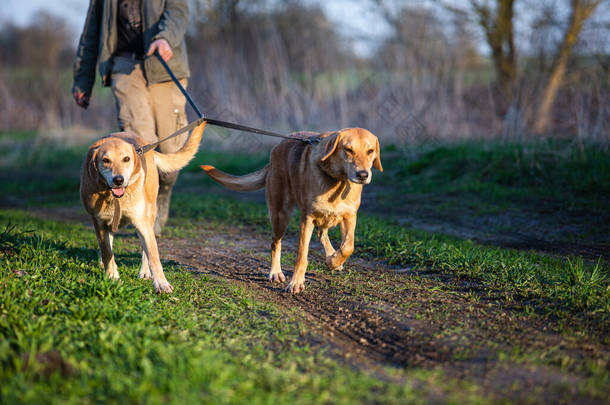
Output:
[73, 0, 190, 96]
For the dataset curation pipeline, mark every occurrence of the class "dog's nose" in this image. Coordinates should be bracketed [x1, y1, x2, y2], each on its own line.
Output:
[356, 170, 369, 181]
[113, 175, 124, 186]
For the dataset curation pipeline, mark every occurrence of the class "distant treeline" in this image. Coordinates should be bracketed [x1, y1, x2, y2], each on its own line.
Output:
[0, 1, 608, 145]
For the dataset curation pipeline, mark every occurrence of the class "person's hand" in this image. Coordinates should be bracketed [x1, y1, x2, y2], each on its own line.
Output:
[73, 91, 90, 109]
[147, 39, 173, 61]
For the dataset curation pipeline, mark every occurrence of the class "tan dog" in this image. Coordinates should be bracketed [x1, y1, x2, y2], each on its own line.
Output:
[202, 128, 382, 293]
[80, 122, 206, 293]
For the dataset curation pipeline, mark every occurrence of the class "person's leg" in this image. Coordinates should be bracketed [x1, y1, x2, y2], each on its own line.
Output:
[110, 57, 156, 143]
[148, 79, 189, 236]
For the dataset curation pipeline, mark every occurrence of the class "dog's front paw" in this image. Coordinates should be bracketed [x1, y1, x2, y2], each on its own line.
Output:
[138, 268, 151, 280]
[105, 259, 120, 280]
[106, 268, 120, 280]
[285, 280, 305, 294]
[269, 271, 286, 283]
[325, 256, 344, 271]
[153, 279, 174, 294]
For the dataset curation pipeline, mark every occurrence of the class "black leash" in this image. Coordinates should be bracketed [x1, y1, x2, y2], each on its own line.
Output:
[153, 50, 319, 145]
[135, 117, 207, 156]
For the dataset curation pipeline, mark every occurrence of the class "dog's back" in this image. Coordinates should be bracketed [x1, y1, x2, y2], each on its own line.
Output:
[201, 132, 321, 193]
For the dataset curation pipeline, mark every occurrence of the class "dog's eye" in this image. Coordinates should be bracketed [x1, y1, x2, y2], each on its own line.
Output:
[367, 149, 374, 155]
[102, 157, 110, 164]
[344, 148, 354, 155]
[123, 156, 131, 163]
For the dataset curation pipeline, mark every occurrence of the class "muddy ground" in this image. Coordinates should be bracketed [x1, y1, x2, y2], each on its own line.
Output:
[182, 181, 610, 262]
[158, 225, 608, 404]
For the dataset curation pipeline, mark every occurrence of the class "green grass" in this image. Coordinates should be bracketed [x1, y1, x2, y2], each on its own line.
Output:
[0, 211, 488, 404]
[184, 149, 270, 176]
[382, 139, 610, 211]
[357, 217, 609, 315]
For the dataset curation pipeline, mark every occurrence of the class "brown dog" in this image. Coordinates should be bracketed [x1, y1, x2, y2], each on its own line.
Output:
[202, 128, 382, 293]
[80, 122, 206, 293]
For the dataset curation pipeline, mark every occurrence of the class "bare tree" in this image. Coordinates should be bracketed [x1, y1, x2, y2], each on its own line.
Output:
[0, 11, 71, 70]
[198, 0, 243, 27]
[469, 0, 517, 102]
[533, 0, 604, 133]
[0, 11, 78, 130]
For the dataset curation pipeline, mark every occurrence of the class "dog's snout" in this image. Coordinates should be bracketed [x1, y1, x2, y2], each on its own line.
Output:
[113, 175, 124, 186]
[356, 170, 369, 181]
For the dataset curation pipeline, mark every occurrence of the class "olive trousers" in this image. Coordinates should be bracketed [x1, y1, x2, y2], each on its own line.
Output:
[110, 56, 189, 236]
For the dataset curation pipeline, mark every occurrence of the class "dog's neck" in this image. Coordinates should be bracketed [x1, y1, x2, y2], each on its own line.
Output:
[316, 153, 346, 181]
[318, 163, 345, 183]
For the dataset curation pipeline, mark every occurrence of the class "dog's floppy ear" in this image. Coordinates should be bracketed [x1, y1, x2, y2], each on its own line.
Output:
[320, 131, 343, 162]
[373, 137, 383, 172]
[132, 146, 142, 174]
[87, 147, 100, 179]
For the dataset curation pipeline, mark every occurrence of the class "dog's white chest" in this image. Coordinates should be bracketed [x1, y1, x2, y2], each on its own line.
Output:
[96, 201, 116, 223]
[311, 199, 355, 229]
[121, 197, 146, 219]
[91, 191, 147, 229]
[313, 212, 341, 229]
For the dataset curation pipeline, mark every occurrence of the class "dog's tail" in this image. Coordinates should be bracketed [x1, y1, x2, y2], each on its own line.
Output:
[153, 122, 206, 173]
[201, 164, 269, 192]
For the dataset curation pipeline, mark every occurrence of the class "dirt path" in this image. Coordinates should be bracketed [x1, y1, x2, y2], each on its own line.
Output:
[180, 183, 610, 262]
[157, 224, 607, 404]
[25, 207, 609, 403]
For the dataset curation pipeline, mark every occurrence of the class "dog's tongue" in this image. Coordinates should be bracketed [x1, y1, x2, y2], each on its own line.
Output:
[111, 187, 125, 197]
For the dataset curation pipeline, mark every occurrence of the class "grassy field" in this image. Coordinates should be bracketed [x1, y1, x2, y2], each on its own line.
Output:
[1, 211, 441, 404]
[0, 131, 608, 404]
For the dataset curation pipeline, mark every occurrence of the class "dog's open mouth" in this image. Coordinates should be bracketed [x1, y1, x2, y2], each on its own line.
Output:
[111, 187, 125, 198]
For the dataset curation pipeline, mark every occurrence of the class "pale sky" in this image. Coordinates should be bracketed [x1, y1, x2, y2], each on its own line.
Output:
[1, 0, 607, 55]
[0, 0, 394, 56]
[2, 0, 88, 29]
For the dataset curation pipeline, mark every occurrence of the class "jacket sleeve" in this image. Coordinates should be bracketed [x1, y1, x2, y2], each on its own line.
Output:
[72, 0, 102, 96]
[153, 0, 190, 48]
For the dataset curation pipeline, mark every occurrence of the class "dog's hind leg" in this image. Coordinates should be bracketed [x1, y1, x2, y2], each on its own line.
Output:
[93, 219, 119, 280]
[286, 215, 315, 294]
[134, 218, 173, 293]
[269, 206, 292, 283]
[138, 249, 151, 280]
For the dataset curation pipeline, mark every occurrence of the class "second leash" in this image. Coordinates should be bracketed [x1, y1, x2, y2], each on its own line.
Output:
[153, 50, 319, 145]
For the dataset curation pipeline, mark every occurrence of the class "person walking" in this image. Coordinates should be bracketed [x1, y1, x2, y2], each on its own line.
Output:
[73, 0, 191, 236]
